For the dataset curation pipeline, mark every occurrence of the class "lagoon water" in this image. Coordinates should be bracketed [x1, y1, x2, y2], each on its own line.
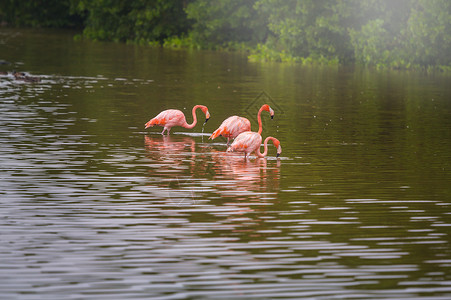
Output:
[1, 29, 451, 299]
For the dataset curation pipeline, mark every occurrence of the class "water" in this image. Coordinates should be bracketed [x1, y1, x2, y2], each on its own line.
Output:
[1, 28, 451, 299]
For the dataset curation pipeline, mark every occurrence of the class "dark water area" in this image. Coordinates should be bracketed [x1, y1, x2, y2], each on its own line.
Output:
[1, 28, 451, 299]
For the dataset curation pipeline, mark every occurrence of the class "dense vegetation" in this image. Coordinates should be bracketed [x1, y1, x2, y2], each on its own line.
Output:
[1, 0, 450, 70]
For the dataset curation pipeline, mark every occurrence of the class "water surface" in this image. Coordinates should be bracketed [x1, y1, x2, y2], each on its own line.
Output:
[1, 28, 451, 299]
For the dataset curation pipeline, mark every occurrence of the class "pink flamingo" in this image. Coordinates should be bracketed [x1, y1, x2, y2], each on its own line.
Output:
[209, 104, 274, 145]
[145, 105, 210, 135]
[227, 131, 282, 159]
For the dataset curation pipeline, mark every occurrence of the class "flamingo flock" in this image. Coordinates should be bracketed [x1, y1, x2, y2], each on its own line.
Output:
[144, 103, 281, 159]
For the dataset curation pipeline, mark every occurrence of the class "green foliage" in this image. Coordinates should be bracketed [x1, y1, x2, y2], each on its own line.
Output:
[73, 0, 192, 43]
[185, 0, 267, 49]
[349, 19, 389, 66]
[404, 0, 451, 68]
[163, 35, 197, 49]
[0, 0, 82, 28]
[1, 0, 450, 70]
[252, 0, 451, 70]
[254, 0, 352, 62]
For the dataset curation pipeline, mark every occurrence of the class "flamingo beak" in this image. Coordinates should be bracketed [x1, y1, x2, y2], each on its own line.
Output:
[204, 117, 209, 124]
[271, 115, 274, 120]
[204, 111, 210, 124]
[276, 145, 282, 157]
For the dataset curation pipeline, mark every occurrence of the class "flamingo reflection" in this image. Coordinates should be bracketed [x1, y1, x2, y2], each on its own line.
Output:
[143, 135, 281, 210]
[209, 149, 281, 196]
[144, 134, 195, 160]
[144, 134, 198, 177]
[144, 134, 215, 183]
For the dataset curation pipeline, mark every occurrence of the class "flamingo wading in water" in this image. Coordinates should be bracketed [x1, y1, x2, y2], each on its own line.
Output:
[145, 105, 210, 135]
[209, 104, 274, 145]
[227, 131, 282, 159]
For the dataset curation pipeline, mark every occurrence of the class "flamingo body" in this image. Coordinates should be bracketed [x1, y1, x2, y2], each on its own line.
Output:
[227, 131, 282, 159]
[209, 104, 274, 144]
[209, 116, 251, 144]
[145, 105, 210, 134]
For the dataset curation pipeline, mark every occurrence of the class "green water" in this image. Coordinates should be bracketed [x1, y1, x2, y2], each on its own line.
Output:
[1, 28, 451, 299]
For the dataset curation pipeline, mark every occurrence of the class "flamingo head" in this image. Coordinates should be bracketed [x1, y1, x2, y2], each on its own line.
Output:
[261, 104, 274, 119]
[273, 138, 282, 157]
[199, 105, 210, 124]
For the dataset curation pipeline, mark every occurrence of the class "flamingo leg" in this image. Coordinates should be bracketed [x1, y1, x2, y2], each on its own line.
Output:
[166, 127, 171, 135]
[161, 127, 166, 135]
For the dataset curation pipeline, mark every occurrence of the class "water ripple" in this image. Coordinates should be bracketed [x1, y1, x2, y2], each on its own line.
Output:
[1, 35, 451, 299]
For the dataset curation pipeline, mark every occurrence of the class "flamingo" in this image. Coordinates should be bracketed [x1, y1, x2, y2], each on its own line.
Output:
[209, 104, 274, 145]
[145, 105, 210, 135]
[227, 131, 282, 159]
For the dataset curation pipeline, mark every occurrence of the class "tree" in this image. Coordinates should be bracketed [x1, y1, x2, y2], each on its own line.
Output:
[73, 0, 192, 43]
[185, 0, 267, 49]
[1, 0, 450, 69]
[0, 0, 82, 28]
[404, 0, 451, 67]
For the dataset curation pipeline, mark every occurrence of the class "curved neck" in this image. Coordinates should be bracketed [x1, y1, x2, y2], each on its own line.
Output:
[184, 105, 200, 129]
[256, 136, 270, 158]
[257, 106, 265, 134]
